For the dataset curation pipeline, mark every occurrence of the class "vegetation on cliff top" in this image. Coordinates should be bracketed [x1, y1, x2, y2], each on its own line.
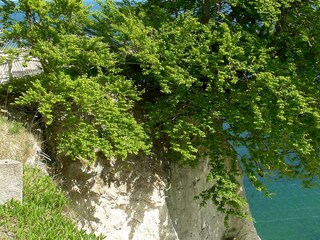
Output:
[0, 0, 319, 217]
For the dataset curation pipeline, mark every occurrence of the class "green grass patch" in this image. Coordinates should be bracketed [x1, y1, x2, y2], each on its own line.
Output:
[7, 121, 23, 135]
[0, 167, 104, 240]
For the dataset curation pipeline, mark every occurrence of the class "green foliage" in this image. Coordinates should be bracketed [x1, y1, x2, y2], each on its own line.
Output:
[0, 167, 103, 239]
[0, 0, 150, 164]
[15, 72, 149, 164]
[0, 0, 319, 218]
[7, 120, 23, 135]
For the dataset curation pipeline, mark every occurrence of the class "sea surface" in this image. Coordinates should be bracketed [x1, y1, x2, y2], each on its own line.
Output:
[239, 145, 320, 240]
[244, 177, 320, 240]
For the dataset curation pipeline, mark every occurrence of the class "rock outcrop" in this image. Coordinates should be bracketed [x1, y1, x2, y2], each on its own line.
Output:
[61, 154, 260, 240]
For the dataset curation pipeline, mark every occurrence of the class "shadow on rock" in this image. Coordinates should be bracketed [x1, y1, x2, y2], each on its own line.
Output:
[59, 152, 178, 240]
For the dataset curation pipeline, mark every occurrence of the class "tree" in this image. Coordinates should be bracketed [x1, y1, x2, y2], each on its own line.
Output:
[0, 0, 319, 217]
[0, 0, 149, 162]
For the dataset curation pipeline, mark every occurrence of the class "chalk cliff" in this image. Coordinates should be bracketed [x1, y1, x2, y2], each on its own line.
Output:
[0, 117, 259, 240]
[61, 154, 260, 240]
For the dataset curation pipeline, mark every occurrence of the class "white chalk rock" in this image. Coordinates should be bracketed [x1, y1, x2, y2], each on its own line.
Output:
[0, 159, 23, 204]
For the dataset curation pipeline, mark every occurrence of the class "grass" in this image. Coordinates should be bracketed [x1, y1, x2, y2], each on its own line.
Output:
[0, 167, 104, 240]
[0, 115, 38, 164]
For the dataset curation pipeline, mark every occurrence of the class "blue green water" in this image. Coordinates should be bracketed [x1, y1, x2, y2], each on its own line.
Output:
[241, 155, 320, 239]
[228, 125, 320, 239]
[244, 177, 320, 240]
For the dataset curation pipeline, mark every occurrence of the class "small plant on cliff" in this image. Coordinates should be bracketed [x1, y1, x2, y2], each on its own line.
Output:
[0, 167, 103, 239]
[0, 0, 319, 219]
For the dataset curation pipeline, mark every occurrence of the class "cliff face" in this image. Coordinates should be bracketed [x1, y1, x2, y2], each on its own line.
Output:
[166, 161, 225, 240]
[61, 155, 178, 240]
[61, 154, 260, 240]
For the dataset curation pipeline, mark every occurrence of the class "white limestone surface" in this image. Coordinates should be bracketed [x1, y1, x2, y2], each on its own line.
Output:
[61, 155, 260, 240]
[0, 159, 23, 204]
[61, 156, 179, 240]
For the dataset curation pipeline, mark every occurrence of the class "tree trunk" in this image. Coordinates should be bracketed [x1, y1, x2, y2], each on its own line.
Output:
[202, 0, 211, 24]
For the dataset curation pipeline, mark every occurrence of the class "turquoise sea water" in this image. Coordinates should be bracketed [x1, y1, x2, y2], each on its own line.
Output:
[244, 177, 320, 240]
[239, 143, 320, 240]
